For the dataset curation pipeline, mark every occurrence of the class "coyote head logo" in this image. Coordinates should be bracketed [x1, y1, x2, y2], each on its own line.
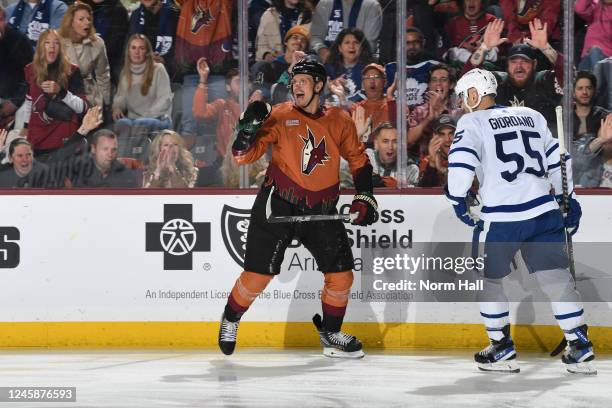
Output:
[301, 127, 329, 175]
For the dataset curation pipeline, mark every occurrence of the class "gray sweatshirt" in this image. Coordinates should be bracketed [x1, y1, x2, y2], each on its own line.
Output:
[113, 62, 173, 120]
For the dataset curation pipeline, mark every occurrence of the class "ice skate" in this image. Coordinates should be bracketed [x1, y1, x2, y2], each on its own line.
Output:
[218, 312, 240, 355]
[562, 325, 597, 375]
[312, 314, 365, 359]
[474, 325, 519, 373]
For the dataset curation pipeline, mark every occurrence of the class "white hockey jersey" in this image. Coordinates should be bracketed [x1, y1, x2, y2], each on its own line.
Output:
[448, 105, 572, 222]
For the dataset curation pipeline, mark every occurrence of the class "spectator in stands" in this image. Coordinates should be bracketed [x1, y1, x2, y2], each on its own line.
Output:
[378, 0, 438, 65]
[5, 0, 67, 47]
[193, 58, 264, 163]
[256, 0, 312, 62]
[128, 0, 179, 82]
[594, 57, 612, 110]
[573, 71, 609, 142]
[143, 130, 198, 188]
[0, 6, 33, 131]
[574, 112, 612, 187]
[0, 137, 54, 187]
[500, 0, 561, 49]
[443, 0, 497, 68]
[174, 0, 234, 143]
[219, 146, 268, 187]
[385, 27, 441, 107]
[341, 122, 418, 188]
[418, 113, 455, 187]
[249, 0, 273, 60]
[465, 18, 563, 136]
[252, 24, 310, 101]
[309, 0, 381, 63]
[112, 34, 172, 137]
[350, 63, 389, 144]
[22, 29, 88, 162]
[575, 0, 612, 71]
[59, 2, 110, 111]
[407, 63, 460, 161]
[72, 128, 141, 187]
[83, 0, 128, 85]
[371, 122, 419, 187]
[324, 27, 372, 106]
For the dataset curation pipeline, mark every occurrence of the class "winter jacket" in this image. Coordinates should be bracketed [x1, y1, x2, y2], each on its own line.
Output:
[61, 36, 111, 107]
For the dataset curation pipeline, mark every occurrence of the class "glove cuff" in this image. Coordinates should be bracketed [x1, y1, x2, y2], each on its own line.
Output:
[354, 191, 378, 211]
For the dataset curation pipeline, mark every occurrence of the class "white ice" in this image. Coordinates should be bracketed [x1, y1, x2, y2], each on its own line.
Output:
[0, 349, 609, 408]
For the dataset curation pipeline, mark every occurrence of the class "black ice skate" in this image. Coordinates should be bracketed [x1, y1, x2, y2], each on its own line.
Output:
[561, 325, 597, 375]
[474, 325, 519, 373]
[312, 314, 365, 359]
[218, 312, 240, 355]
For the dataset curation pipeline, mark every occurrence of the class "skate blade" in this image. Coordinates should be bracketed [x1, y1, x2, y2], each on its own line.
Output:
[566, 361, 597, 375]
[323, 348, 365, 359]
[477, 361, 520, 373]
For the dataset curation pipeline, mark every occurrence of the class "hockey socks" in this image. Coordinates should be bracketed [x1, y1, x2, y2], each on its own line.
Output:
[321, 271, 353, 332]
[219, 271, 273, 355]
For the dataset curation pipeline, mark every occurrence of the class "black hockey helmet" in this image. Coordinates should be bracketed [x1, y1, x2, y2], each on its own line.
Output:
[291, 59, 327, 87]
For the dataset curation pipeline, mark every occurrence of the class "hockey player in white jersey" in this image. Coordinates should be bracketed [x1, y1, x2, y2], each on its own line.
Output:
[445, 68, 596, 375]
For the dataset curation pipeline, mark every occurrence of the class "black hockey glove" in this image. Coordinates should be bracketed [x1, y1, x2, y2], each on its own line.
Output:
[232, 101, 272, 154]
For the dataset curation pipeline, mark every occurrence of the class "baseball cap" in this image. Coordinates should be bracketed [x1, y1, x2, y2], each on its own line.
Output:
[433, 114, 457, 133]
[284, 25, 311, 43]
[361, 63, 386, 78]
[507, 44, 537, 61]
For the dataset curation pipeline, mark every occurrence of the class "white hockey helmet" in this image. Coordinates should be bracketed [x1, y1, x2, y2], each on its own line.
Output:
[455, 68, 497, 112]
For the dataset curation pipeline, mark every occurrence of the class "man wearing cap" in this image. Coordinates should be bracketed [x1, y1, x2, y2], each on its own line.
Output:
[350, 63, 389, 144]
[252, 25, 311, 102]
[418, 114, 456, 187]
[463, 18, 563, 136]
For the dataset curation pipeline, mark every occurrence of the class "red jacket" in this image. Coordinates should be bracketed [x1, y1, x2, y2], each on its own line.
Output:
[192, 85, 240, 158]
[25, 63, 87, 151]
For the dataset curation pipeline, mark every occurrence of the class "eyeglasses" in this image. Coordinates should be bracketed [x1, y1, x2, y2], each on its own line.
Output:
[363, 75, 383, 80]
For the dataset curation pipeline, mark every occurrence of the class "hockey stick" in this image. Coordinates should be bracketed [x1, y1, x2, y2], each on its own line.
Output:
[550, 105, 576, 357]
[265, 186, 358, 223]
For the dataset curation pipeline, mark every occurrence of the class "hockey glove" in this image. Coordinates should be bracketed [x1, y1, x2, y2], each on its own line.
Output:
[350, 191, 378, 226]
[444, 185, 480, 227]
[233, 101, 272, 153]
[557, 192, 582, 235]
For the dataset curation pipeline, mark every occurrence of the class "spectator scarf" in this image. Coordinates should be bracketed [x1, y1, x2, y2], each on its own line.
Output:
[130, 0, 174, 56]
[278, 7, 301, 44]
[8, 0, 52, 46]
[324, 0, 362, 47]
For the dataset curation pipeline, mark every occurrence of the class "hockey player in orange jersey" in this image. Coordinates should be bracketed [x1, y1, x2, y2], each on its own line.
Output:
[218, 59, 378, 359]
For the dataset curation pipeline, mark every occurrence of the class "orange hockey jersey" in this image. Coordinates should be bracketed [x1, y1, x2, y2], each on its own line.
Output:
[234, 102, 369, 208]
